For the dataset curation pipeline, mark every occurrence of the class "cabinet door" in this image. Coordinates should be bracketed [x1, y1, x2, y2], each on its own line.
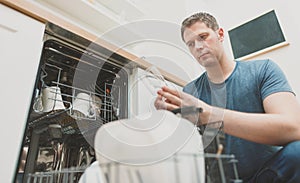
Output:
[0, 4, 44, 182]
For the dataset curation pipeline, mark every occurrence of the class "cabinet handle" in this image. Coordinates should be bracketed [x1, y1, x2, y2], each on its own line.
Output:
[0, 24, 17, 33]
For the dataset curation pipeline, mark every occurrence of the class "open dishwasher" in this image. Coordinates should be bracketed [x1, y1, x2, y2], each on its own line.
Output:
[14, 23, 130, 183]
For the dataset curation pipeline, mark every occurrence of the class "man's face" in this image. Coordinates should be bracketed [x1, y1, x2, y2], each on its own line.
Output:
[183, 21, 224, 67]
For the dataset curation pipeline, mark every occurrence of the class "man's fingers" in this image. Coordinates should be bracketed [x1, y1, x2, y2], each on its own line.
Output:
[163, 101, 180, 111]
[164, 92, 181, 106]
[154, 94, 165, 109]
[154, 97, 178, 111]
[158, 90, 182, 107]
[162, 86, 181, 97]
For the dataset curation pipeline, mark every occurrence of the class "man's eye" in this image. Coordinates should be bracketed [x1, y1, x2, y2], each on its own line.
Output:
[198, 35, 207, 41]
[187, 42, 194, 47]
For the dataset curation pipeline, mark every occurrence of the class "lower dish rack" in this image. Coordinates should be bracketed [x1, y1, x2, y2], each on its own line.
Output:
[24, 153, 243, 183]
[25, 166, 86, 183]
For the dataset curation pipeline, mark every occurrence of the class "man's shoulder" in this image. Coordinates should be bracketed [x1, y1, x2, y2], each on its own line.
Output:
[237, 59, 275, 72]
[238, 59, 274, 67]
[183, 73, 207, 92]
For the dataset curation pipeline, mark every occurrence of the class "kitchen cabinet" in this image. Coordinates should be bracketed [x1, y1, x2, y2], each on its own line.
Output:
[0, 4, 45, 183]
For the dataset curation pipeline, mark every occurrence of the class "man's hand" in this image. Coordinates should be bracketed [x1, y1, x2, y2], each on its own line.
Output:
[154, 86, 212, 125]
[154, 86, 203, 109]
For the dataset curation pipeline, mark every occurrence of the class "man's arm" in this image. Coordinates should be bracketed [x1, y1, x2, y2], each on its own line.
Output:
[223, 92, 300, 146]
[155, 87, 300, 146]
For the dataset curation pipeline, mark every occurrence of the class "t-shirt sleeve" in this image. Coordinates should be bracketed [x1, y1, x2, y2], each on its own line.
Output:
[183, 80, 200, 98]
[183, 83, 192, 93]
[259, 59, 294, 100]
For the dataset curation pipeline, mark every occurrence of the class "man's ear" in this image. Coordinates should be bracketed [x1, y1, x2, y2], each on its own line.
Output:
[218, 28, 225, 41]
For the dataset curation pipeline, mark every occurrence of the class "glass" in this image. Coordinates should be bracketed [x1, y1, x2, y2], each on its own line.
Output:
[140, 66, 168, 96]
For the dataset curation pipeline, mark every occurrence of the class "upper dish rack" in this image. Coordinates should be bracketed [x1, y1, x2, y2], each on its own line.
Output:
[29, 62, 121, 135]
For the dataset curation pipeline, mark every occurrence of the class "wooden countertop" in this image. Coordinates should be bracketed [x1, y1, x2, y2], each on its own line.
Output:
[2, 0, 187, 87]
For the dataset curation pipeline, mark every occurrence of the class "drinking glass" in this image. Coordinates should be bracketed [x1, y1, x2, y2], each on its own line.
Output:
[140, 66, 168, 96]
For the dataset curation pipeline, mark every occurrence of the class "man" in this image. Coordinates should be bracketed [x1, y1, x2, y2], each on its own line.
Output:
[155, 12, 300, 182]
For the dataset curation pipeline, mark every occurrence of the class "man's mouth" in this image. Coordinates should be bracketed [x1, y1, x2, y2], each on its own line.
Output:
[198, 52, 209, 59]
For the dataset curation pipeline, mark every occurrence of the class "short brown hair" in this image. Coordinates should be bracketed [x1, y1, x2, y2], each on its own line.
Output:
[181, 12, 219, 41]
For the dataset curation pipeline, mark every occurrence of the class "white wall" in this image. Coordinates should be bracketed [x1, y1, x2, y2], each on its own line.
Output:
[185, 0, 300, 99]
[129, 41, 204, 82]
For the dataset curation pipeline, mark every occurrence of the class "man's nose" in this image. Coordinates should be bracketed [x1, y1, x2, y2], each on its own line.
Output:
[195, 40, 204, 49]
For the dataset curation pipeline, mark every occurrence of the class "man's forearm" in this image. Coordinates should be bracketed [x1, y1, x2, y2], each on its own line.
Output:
[221, 109, 300, 146]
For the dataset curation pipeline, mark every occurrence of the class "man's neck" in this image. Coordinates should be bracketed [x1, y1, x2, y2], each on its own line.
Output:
[206, 58, 236, 84]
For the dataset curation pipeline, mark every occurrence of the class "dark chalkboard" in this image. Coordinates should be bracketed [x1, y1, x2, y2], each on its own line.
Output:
[228, 10, 286, 59]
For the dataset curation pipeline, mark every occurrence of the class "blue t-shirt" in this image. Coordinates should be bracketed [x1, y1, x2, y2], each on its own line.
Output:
[183, 59, 294, 180]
